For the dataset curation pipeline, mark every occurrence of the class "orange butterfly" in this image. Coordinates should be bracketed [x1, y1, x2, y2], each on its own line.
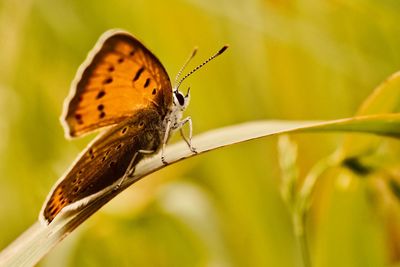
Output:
[40, 29, 228, 224]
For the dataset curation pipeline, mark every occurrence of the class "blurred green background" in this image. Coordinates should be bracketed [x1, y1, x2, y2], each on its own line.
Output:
[1, 0, 400, 266]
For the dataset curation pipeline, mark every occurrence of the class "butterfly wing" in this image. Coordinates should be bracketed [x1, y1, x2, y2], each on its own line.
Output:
[63, 30, 172, 138]
[42, 108, 163, 223]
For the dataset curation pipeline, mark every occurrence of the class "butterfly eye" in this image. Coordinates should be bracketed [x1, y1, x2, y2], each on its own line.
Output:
[175, 92, 185, 106]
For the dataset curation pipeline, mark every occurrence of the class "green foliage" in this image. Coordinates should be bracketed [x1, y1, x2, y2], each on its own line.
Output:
[2, 0, 400, 266]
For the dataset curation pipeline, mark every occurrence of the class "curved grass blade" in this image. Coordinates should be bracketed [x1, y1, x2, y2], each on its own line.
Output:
[2, 113, 400, 266]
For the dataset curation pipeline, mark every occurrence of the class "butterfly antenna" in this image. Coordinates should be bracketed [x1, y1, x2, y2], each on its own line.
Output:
[174, 47, 198, 86]
[175, 45, 229, 91]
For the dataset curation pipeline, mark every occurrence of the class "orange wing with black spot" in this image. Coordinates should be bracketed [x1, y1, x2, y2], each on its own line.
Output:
[42, 108, 163, 223]
[63, 30, 172, 138]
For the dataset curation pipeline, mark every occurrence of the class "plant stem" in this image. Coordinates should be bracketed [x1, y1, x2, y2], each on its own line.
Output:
[293, 155, 337, 267]
[293, 212, 311, 267]
[297, 215, 311, 267]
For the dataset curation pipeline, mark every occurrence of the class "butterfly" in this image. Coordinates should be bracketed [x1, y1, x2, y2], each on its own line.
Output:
[39, 29, 228, 224]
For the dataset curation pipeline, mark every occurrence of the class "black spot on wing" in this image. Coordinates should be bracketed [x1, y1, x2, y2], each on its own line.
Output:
[133, 67, 145, 81]
[144, 78, 150, 88]
[103, 77, 113, 84]
[75, 113, 83, 124]
[96, 90, 106, 99]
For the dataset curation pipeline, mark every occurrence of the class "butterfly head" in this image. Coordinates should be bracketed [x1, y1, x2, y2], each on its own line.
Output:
[173, 88, 190, 111]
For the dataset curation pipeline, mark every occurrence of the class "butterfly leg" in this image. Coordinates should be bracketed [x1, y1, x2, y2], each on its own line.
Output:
[114, 152, 139, 190]
[126, 149, 155, 179]
[161, 119, 172, 165]
[115, 149, 155, 189]
[178, 116, 197, 154]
